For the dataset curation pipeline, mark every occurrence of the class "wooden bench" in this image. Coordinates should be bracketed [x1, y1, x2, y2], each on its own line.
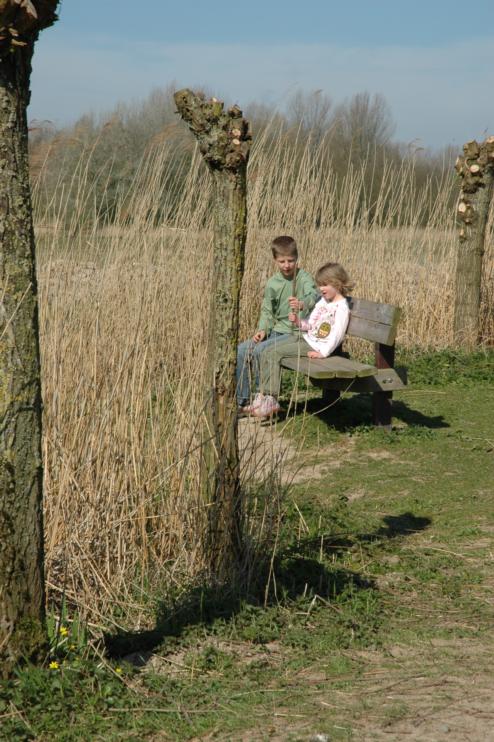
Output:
[281, 298, 407, 429]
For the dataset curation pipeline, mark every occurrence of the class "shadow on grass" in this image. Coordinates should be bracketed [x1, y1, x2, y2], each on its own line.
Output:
[104, 510, 430, 662]
[285, 511, 431, 561]
[279, 393, 449, 431]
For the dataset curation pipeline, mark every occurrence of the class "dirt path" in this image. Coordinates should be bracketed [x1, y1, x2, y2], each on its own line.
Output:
[158, 630, 494, 742]
[238, 417, 299, 484]
[233, 416, 494, 741]
[149, 383, 494, 742]
[238, 417, 359, 485]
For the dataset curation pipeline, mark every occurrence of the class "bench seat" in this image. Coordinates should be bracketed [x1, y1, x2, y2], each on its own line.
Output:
[281, 356, 407, 392]
[281, 355, 376, 379]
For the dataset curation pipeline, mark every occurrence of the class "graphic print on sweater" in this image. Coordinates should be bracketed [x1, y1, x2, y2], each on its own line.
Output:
[316, 321, 331, 339]
[300, 297, 350, 357]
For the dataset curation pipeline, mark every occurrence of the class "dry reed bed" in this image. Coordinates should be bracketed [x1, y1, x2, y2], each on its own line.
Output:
[33, 124, 494, 627]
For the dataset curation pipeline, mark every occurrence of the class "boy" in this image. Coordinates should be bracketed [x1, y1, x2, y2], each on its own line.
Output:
[237, 235, 318, 412]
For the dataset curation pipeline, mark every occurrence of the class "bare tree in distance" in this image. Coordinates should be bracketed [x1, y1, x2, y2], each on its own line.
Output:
[0, 0, 59, 676]
[287, 89, 333, 143]
[333, 92, 395, 161]
[33, 85, 467, 233]
[174, 89, 251, 581]
[454, 137, 494, 347]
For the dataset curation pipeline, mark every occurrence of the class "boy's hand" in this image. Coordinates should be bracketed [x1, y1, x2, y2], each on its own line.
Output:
[288, 296, 303, 310]
[288, 312, 300, 326]
[307, 350, 324, 359]
[252, 330, 266, 343]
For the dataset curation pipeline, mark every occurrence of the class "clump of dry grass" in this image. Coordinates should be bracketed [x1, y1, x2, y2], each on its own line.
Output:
[33, 119, 494, 628]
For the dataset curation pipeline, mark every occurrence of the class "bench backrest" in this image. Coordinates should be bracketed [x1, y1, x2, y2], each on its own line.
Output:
[346, 298, 401, 346]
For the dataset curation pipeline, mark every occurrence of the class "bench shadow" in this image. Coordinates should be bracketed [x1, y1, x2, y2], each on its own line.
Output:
[282, 394, 449, 431]
[385, 399, 449, 430]
[104, 510, 430, 664]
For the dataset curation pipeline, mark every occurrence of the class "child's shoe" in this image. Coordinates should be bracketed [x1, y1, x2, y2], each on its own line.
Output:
[242, 393, 264, 414]
[252, 394, 280, 418]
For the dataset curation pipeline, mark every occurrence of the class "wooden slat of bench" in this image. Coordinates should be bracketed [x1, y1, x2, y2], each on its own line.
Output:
[348, 298, 398, 324]
[311, 367, 407, 393]
[281, 355, 377, 379]
[347, 315, 398, 345]
[347, 298, 401, 345]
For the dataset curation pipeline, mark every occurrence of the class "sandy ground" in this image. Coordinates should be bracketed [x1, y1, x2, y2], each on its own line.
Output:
[137, 420, 494, 742]
[145, 632, 494, 742]
[234, 419, 494, 742]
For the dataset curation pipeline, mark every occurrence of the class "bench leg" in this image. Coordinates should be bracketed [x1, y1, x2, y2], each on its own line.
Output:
[373, 342, 395, 430]
[322, 388, 340, 407]
[373, 391, 392, 430]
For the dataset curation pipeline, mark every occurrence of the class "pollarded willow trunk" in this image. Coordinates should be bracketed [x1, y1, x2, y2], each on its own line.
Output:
[174, 89, 251, 581]
[0, 0, 59, 675]
[454, 138, 494, 347]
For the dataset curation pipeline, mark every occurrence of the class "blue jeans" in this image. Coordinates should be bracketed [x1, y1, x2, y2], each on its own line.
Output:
[236, 331, 287, 404]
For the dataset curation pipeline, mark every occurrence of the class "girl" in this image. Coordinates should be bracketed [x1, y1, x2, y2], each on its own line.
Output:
[247, 262, 353, 418]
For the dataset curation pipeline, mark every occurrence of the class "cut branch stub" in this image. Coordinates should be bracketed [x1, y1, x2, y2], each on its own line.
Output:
[455, 138, 494, 195]
[463, 139, 480, 159]
[457, 199, 476, 224]
[174, 88, 251, 171]
[0, 0, 58, 55]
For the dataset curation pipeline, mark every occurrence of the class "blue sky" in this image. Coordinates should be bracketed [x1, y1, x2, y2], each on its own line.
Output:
[29, 0, 494, 149]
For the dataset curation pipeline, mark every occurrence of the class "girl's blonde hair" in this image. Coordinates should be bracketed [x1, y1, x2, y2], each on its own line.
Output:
[315, 262, 354, 296]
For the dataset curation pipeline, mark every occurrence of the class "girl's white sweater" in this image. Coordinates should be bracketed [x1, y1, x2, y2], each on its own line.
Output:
[299, 297, 350, 357]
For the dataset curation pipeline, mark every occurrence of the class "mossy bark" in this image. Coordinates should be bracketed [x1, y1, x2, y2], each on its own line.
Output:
[0, 1, 59, 676]
[174, 89, 251, 581]
[454, 138, 494, 347]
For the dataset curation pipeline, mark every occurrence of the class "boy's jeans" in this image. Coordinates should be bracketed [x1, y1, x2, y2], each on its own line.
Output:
[236, 331, 286, 404]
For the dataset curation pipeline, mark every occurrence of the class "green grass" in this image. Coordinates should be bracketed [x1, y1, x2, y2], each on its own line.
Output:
[1, 350, 493, 740]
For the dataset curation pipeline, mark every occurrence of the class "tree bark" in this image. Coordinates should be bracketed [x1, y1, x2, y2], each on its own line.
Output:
[453, 138, 494, 347]
[0, 0, 58, 675]
[174, 89, 251, 581]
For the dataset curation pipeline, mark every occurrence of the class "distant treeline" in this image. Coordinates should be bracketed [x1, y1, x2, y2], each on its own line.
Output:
[29, 85, 459, 227]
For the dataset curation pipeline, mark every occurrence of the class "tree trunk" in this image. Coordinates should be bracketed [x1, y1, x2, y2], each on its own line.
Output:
[174, 89, 251, 581]
[0, 0, 59, 675]
[453, 138, 494, 347]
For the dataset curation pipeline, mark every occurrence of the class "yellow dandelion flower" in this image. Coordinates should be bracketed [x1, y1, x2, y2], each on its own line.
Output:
[115, 667, 123, 675]
[49, 661, 59, 670]
[59, 626, 69, 637]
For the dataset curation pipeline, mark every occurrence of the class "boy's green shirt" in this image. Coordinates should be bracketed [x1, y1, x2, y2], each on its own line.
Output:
[257, 268, 319, 335]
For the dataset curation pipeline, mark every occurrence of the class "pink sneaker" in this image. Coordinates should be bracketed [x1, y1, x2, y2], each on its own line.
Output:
[242, 393, 264, 414]
[252, 395, 281, 418]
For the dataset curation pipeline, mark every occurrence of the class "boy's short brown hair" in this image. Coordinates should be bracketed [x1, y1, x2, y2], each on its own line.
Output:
[271, 235, 298, 259]
[315, 262, 354, 296]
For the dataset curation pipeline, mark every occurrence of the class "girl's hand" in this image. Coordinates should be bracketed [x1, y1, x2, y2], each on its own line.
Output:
[288, 312, 300, 326]
[288, 296, 303, 310]
[307, 350, 324, 359]
[252, 330, 266, 343]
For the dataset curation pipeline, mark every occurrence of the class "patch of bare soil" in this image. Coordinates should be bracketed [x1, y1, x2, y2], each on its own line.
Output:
[340, 638, 494, 741]
[238, 419, 361, 485]
[220, 638, 494, 742]
[366, 449, 396, 461]
[238, 417, 298, 485]
[238, 418, 396, 489]
[145, 638, 283, 678]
